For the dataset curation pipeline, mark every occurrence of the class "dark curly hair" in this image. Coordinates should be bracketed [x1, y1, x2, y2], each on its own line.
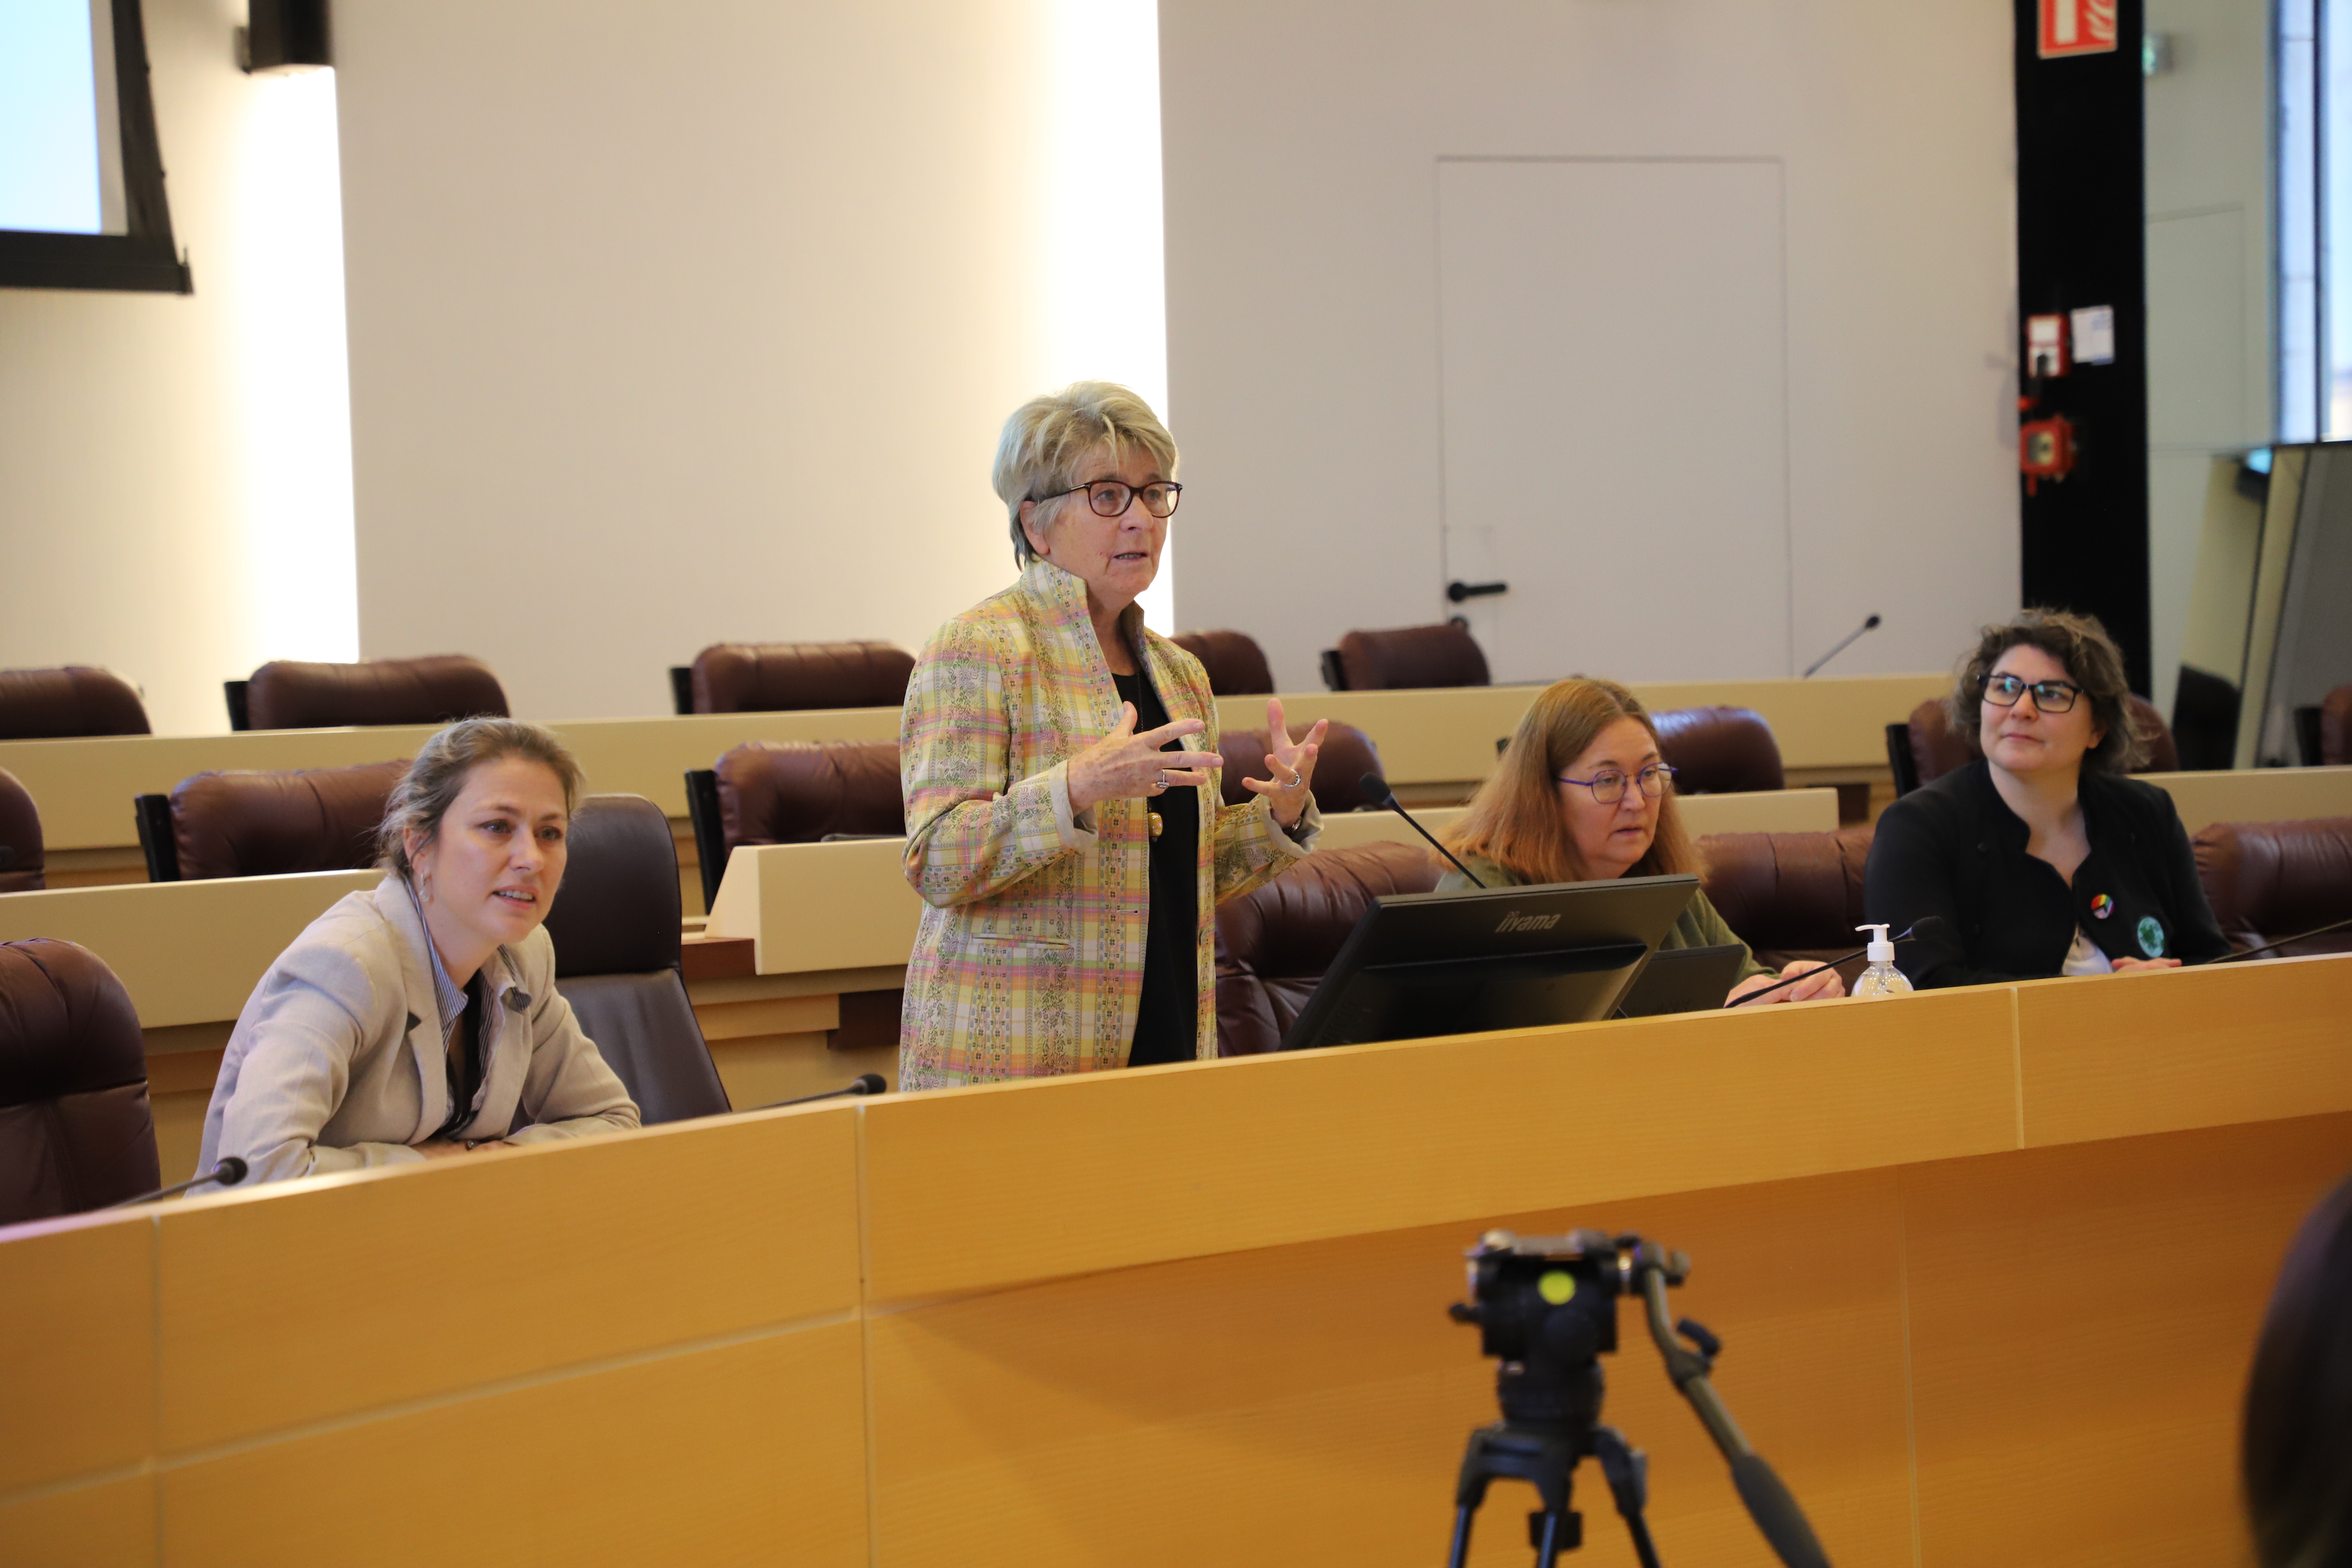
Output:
[1946, 608, 2144, 774]
[2242, 1171, 2352, 1568]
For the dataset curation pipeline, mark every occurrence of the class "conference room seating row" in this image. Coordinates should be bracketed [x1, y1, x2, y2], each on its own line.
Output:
[0, 769, 40, 893]
[0, 793, 730, 1228]
[1211, 813, 2352, 1055]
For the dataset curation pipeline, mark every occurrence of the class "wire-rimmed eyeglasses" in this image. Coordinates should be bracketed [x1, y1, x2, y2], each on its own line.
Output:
[1981, 673, 2082, 714]
[1556, 763, 1677, 804]
[1040, 479, 1184, 519]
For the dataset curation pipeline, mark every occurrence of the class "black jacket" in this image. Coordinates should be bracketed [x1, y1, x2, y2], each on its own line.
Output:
[1862, 760, 2228, 989]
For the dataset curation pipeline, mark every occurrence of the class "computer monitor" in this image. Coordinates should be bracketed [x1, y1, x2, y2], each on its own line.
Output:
[1277, 873, 1699, 1052]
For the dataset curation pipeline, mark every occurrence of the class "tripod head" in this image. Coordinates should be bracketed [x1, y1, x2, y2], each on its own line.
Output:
[1448, 1230, 1687, 1430]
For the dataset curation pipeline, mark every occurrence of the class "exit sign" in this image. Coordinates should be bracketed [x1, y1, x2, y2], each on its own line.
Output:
[2040, 0, 2119, 58]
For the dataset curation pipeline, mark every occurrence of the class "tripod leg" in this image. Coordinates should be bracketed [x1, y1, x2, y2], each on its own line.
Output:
[1592, 1427, 1663, 1568]
[1447, 1505, 1477, 1568]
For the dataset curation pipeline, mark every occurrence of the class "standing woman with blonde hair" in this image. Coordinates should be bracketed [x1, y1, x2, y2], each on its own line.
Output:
[1438, 678, 1843, 1004]
[897, 382, 1327, 1088]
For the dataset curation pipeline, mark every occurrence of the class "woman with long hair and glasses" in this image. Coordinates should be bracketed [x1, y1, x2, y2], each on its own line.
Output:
[1863, 609, 2226, 989]
[1437, 677, 1843, 1005]
[198, 718, 639, 1184]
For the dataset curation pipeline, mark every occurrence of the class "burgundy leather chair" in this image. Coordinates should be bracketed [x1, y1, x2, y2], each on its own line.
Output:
[1218, 722, 1384, 815]
[1171, 630, 1276, 696]
[0, 939, 161, 1223]
[685, 739, 904, 911]
[1213, 841, 1444, 1056]
[1321, 623, 1491, 691]
[242, 655, 508, 731]
[1899, 691, 2178, 792]
[1697, 828, 1877, 986]
[540, 795, 730, 1123]
[0, 768, 43, 893]
[1653, 706, 1785, 795]
[2193, 816, 2352, 957]
[2319, 686, 2352, 766]
[138, 759, 409, 882]
[688, 642, 915, 715]
[0, 666, 150, 740]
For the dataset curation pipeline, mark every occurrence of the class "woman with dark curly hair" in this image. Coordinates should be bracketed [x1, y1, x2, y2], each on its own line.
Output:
[1862, 608, 2226, 988]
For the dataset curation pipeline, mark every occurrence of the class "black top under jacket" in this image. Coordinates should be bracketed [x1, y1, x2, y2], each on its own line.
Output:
[1862, 759, 2228, 989]
[1110, 668, 1200, 1066]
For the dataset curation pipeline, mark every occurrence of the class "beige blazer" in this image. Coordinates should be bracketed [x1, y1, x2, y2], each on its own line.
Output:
[197, 873, 640, 1184]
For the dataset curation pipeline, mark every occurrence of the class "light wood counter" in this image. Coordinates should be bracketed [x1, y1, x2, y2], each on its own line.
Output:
[3, 956, 2344, 1566]
[2142, 764, 2352, 831]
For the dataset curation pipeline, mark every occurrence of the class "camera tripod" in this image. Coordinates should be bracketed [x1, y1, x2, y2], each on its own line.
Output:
[1446, 1419, 1660, 1568]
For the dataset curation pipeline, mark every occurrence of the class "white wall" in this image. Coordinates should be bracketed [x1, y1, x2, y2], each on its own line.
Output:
[334, 0, 1141, 722]
[1159, 0, 2022, 691]
[0, 0, 356, 736]
[2144, 0, 2275, 718]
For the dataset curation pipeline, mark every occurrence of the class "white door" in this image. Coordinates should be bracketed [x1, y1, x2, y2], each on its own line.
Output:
[1437, 158, 1793, 682]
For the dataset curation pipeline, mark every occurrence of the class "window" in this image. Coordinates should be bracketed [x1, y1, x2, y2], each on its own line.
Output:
[0, 0, 190, 292]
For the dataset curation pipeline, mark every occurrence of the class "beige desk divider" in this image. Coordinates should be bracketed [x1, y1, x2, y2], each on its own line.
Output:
[1311, 788, 1841, 854]
[2143, 764, 2352, 832]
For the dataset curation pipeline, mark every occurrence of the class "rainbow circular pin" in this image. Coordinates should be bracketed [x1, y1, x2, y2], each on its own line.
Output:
[2089, 893, 2114, 920]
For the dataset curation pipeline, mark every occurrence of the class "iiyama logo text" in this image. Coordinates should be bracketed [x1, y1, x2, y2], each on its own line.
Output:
[1495, 910, 1561, 934]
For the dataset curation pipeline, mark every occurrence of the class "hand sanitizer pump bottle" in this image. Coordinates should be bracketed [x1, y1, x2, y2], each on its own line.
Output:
[1851, 923, 1913, 998]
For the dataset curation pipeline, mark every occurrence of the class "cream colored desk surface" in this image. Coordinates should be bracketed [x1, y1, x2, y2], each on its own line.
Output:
[702, 790, 1841, 974]
[2144, 764, 2352, 831]
[4, 955, 2346, 1567]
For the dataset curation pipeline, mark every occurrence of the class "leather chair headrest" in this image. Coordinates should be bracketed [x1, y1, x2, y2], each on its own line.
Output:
[0, 939, 147, 1107]
[544, 795, 682, 978]
[1911, 691, 2177, 783]
[1216, 840, 1444, 979]
[1170, 630, 1276, 696]
[1653, 706, 1785, 794]
[171, 760, 408, 880]
[2193, 816, 2352, 951]
[1218, 723, 1384, 814]
[2323, 686, 2352, 766]
[1697, 828, 1874, 954]
[0, 666, 150, 740]
[691, 642, 915, 714]
[716, 740, 904, 848]
[0, 767, 43, 893]
[1332, 623, 1490, 691]
[244, 655, 508, 731]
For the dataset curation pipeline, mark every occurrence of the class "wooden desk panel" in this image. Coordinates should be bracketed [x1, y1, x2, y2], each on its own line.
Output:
[2144, 765, 2352, 832]
[0, 1211, 155, 1495]
[0, 1474, 153, 1567]
[156, 1106, 859, 1451]
[866, 1169, 1915, 1568]
[2015, 954, 2352, 1147]
[1902, 1113, 2352, 1568]
[162, 1323, 869, 1568]
[859, 987, 2020, 1303]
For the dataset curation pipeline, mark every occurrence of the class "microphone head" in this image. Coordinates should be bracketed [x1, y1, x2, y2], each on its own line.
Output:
[1358, 772, 1394, 806]
[851, 1073, 887, 1096]
[1905, 916, 1950, 945]
[1863, 612, 1882, 629]
[214, 1156, 249, 1186]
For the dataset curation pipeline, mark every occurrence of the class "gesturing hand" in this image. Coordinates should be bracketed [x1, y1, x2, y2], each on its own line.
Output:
[1240, 697, 1326, 828]
[1067, 702, 1225, 814]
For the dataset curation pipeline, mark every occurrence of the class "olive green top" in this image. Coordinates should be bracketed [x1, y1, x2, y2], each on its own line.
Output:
[1435, 853, 1772, 982]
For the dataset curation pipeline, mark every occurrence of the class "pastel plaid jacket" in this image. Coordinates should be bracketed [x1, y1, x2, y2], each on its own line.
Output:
[897, 558, 1319, 1088]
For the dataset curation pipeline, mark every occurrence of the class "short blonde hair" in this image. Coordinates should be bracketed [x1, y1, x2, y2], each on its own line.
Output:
[377, 718, 584, 880]
[992, 381, 1178, 567]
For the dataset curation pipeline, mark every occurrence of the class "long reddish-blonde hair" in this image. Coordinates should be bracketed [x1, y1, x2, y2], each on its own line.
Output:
[1443, 677, 1697, 884]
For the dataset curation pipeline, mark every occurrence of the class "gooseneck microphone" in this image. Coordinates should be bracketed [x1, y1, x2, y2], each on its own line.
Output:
[1359, 772, 1486, 888]
[2193, 914, 2352, 965]
[757, 1073, 888, 1111]
[109, 1156, 249, 1208]
[1723, 917, 1947, 1006]
[1801, 613, 1882, 678]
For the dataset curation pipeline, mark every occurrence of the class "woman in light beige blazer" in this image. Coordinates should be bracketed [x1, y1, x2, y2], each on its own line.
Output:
[198, 719, 639, 1185]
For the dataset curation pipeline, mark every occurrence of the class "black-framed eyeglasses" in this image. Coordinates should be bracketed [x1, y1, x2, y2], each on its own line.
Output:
[1981, 674, 2082, 714]
[1041, 478, 1183, 519]
[1556, 763, 1676, 804]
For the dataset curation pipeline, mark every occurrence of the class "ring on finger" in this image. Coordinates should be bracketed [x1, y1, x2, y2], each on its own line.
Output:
[1153, 770, 1168, 793]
